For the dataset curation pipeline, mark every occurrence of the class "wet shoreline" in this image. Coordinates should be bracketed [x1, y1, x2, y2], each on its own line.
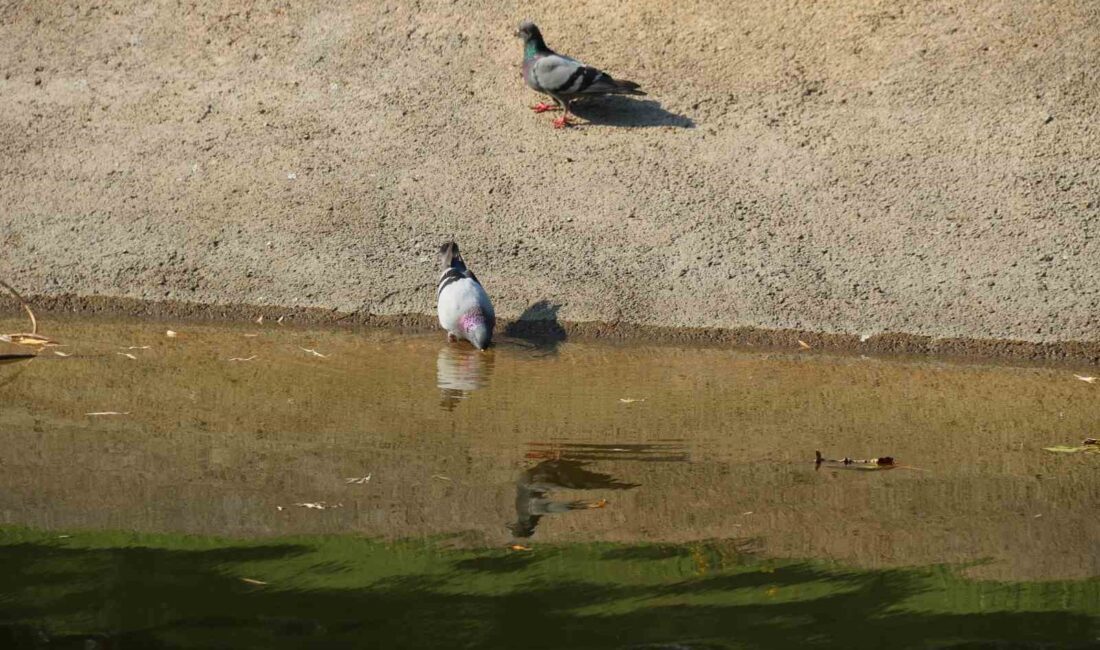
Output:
[14, 293, 1100, 366]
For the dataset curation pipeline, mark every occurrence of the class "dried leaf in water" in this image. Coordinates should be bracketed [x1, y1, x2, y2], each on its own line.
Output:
[294, 502, 343, 510]
[53, 351, 71, 357]
[228, 356, 257, 362]
[255, 314, 264, 324]
[240, 578, 268, 586]
[116, 352, 137, 360]
[797, 340, 812, 349]
[508, 544, 533, 552]
[166, 330, 178, 338]
[1074, 375, 1097, 384]
[86, 411, 130, 416]
[431, 474, 453, 481]
[123, 346, 151, 350]
[619, 398, 645, 404]
[1, 333, 58, 348]
[345, 474, 372, 484]
[1043, 445, 1100, 455]
[300, 347, 328, 358]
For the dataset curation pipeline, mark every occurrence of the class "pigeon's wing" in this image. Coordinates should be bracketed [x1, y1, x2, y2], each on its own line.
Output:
[532, 53, 637, 96]
[531, 54, 592, 93]
[464, 270, 494, 321]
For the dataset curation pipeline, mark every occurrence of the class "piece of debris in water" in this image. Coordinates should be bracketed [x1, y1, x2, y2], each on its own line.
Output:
[300, 347, 328, 358]
[166, 330, 179, 338]
[815, 450, 897, 470]
[345, 474, 372, 484]
[0, 333, 59, 348]
[0, 280, 60, 348]
[86, 411, 130, 416]
[240, 578, 268, 586]
[116, 352, 137, 360]
[1074, 375, 1097, 384]
[1043, 440, 1100, 455]
[228, 355, 257, 362]
[619, 398, 645, 404]
[508, 544, 533, 552]
[797, 339, 812, 349]
[294, 502, 342, 510]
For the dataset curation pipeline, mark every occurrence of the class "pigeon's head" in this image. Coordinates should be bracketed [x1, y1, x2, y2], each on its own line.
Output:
[438, 240, 462, 270]
[515, 21, 542, 43]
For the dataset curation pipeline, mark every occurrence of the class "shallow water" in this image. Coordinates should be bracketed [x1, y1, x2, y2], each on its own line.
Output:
[1, 316, 1098, 647]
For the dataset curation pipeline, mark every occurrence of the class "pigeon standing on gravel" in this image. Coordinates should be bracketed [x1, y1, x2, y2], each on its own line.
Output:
[437, 241, 495, 350]
[516, 21, 645, 128]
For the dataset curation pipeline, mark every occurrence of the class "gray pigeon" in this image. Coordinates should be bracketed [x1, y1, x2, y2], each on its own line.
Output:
[437, 241, 495, 350]
[516, 21, 645, 128]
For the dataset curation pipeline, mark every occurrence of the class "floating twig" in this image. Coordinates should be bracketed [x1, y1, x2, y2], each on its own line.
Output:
[815, 450, 897, 470]
[0, 279, 59, 348]
[0, 278, 37, 335]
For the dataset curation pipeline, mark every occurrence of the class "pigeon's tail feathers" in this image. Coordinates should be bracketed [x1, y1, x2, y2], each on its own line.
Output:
[605, 78, 646, 96]
[576, 72, 646, 96]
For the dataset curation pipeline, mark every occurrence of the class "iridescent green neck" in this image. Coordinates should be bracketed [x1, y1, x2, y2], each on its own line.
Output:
[524, 40, 539, 59]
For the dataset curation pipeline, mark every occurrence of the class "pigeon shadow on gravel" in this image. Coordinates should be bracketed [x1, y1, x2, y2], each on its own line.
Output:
[570, 97, 694, 128]
[501, 300, 567, 355]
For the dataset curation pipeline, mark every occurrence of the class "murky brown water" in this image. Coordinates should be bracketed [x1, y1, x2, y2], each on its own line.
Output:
[1, 317, 1097, 581]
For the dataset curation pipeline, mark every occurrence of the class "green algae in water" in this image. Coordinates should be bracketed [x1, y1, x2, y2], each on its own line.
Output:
[0, 527, 1097, 649]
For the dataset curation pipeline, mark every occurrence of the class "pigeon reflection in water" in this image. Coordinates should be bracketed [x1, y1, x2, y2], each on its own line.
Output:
[509, 442, 688, 538]
[436, 345, 494, 411]
[508, 459, 639, 538]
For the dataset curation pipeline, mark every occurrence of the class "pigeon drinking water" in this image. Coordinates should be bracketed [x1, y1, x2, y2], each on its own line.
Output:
[516, 21, 645, 128]
[437, 241, 495, 350]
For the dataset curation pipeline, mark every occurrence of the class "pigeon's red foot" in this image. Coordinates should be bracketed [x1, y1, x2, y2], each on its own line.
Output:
[552, 115, 572, 129]
[530, 102, 559, 113]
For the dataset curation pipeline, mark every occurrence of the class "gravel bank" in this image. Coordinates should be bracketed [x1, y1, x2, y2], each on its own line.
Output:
[2, 1, 1097, 352]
